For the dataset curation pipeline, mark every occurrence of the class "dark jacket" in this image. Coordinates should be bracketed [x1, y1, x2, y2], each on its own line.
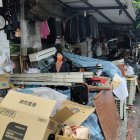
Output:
[51, 61, 70, 72]
[64, 15, 87, 44]
[50, 61, 70, 90]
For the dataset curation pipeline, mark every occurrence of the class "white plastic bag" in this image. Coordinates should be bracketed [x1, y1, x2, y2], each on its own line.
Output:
[125, 65, 134, 76]
[29, 87, 68, 116]
[24, 68, 41, 73]
[3, 53, 15, 73]
[95, 43, 102, 56]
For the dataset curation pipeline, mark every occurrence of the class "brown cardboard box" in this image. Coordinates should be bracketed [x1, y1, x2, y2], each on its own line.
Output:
[55, 100, 95, 140]
[0, 97, 3, 103]
[0, 74, 10, 89]
[61, 100, 95, 125]
[55, 130, 90, 140]
[0, 91, 74, 140]
[45, 107, 74, 139]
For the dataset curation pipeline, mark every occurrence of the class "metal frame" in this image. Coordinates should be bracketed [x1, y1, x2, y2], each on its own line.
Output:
[80, 0, 114, 24]
[73, 6, 127, 10]
[57, 0, 74, 10]
[57, 0, 135, 24]
[114, 0, 135, 23]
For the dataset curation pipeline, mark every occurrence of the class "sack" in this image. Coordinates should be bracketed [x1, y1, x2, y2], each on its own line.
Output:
[95, 43, 102, 56]
[3, 54, 15, 73]
[70, 83, 89, 105]
[125, 65, 134, 76]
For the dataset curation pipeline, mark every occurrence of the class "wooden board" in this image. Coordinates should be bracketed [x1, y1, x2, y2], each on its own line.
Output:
[94, 89, 121, 140]
[12, 81, 72, 86]
[10, 72, 93, 78]
[10, 72, 94, 86]
[88, 85, 111, 91]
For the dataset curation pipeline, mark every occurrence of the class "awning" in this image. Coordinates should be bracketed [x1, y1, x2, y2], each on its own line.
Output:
[58, 0, 136, 24]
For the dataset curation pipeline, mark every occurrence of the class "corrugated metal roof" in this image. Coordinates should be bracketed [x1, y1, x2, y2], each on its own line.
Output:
[60, 0, 136, 24]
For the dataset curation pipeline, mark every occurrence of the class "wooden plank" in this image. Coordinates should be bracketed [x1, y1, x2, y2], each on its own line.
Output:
[10, 72, 93, 78]
[10, 74, 83, 78]
[11, 81, 72, 86]
[10, 75, 84, 80]
[94, 89, 121, 140]
[10, 72, 94, 86]
[88, 85, 111, 91]
[10, 77, 84, 83]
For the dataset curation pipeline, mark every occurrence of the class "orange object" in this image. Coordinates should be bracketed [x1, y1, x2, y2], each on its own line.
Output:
[90, 77, 108, 84]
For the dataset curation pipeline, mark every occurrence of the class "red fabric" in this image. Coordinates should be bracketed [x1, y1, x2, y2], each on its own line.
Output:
[90, 77, 107, 84]
[40, 21, 50, 39]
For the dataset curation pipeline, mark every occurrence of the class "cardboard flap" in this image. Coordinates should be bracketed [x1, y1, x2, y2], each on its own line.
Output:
[61, 100, 95, 125]
[0, 74, 9, 81]
[0, 97, 3, 103]
[52, 107, 74, 123]
[1, 91, 56, 118]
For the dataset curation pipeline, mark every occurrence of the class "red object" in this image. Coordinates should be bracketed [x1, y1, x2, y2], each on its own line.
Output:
[90, 77, 108, 84]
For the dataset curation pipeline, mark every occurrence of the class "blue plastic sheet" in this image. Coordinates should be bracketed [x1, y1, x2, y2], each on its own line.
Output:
[63, 52, 121, 79]
[82, 114, 104, 140]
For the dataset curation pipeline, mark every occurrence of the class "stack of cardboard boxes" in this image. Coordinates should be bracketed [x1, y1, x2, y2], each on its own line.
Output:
[0, 91, 95, 140]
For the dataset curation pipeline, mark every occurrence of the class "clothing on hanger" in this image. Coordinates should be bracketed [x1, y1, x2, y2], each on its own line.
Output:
[39, 20, 50, 39]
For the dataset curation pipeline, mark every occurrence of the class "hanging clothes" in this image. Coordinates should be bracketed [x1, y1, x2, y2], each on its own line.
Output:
[64, 15, 87, 44]
[86, 15, 99, 38]
[39, 20, 50, 39]
[55, 18, 63, 38]
[64, 15, 99, 44]
[4, 0, 20, 28]
[93, 17, 99, 38]
[46, 17, 56, 45]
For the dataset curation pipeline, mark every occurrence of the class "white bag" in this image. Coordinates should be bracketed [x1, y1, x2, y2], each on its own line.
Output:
[125, 65, 134, 76]
[95, 43, 102, 56]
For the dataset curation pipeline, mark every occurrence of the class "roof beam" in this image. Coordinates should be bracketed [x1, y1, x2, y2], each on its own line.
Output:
[114, 0, 135, 23]
[65, 1, 81, 4]
[80, 0, 115, 24]
[57, 0, 74, 10]
[73, 5, 127, 10]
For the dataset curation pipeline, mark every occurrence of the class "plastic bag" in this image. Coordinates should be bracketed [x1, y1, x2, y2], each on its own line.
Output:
[95, 43, 102, 56]
[24, 68, 41, 73]
[125, 65, 134, 76]
[26, 87, 68, 116]
[3, 53, 15, 73]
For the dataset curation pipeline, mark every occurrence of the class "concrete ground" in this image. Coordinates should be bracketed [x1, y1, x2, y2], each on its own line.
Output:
[119, 91, 140, 140]
[126, 92, 140, 140]
[134, 92, 140, 140]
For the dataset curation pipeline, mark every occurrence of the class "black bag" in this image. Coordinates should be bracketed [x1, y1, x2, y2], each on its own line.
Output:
[70, 83, 89, 105]
[48, 134, 55, 140]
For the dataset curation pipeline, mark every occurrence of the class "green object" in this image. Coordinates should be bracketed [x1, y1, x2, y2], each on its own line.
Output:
[10, 43, 20, 55]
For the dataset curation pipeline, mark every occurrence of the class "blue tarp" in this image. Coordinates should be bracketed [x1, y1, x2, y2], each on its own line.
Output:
[63, 52, 122, 79]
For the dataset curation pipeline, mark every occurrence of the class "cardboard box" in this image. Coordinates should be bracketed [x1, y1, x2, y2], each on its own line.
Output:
[0, 97, 3, 103]
[0, 74, 10, 89]
[0, 91, 95, 140]
[61, 100, 95, 125]
[0, 91, 74, 140]
[55, 130, 89, 140]
[45, 107, 74, 139]
[55, 100, 95, 140]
